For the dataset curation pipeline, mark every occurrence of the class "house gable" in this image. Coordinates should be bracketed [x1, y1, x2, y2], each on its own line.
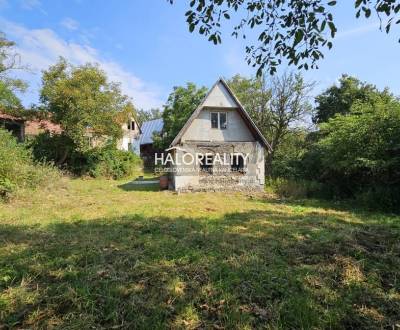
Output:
[202, 81, 237, 108]
[170, 78, 270, 149]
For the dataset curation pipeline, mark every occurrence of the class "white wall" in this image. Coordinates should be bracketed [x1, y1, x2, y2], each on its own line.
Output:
[181, 108, 255, 142]
[202, 82, 237, 108]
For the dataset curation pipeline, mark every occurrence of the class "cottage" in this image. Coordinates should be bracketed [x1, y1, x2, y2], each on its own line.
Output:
[167, 78, 270, 192]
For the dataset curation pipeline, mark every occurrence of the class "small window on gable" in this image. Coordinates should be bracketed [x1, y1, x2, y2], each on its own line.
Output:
[127, 121, 135, 130]
[231, 154, 245, 173]
[211, 112, 218, 129]
[200, 154, 213, 174]
[210, 112, 227, 129]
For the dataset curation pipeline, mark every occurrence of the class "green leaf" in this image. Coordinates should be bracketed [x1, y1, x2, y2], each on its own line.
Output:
[293, 29, 304, 47]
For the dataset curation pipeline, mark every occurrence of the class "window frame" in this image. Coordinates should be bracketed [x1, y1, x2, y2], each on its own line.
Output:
[210, 112, 219, 129]
[210, 111, 228, 130]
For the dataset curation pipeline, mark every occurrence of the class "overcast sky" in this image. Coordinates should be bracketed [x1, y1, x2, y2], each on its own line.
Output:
[1, 0, 399, 110]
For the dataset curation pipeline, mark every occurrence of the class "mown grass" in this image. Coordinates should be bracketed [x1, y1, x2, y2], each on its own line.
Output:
[0, 178, 399, 329]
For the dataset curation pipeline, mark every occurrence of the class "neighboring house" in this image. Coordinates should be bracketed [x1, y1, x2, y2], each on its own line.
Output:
[0, 110, 140, 154]
[139, 118, 163, 167]
[0, 112, 25, 142]
[117, 116, 141, 153]
[85, 116, 141, 152]
[167, 78, 270, 192]
[25, 118, 62, 138]
[0, 111, 61, 141]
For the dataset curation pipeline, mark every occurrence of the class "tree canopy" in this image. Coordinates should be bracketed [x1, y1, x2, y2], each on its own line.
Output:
[313, 75, 394, 124]
[40, 58, 136, 152]
[153, 83, 207, 150]
[136, 108, 163, 124]
[228, 72, 313, 173]
[170, 0, 400, 75]
[0, 33, 27, 111]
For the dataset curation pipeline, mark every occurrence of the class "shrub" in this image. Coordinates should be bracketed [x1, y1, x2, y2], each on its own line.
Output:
[355, 186, 400, 212]
[84, 144, 143, 179]
[30, 133, 142, 179]
[0, 128, 59, 200]
[267, 178, 325, 199]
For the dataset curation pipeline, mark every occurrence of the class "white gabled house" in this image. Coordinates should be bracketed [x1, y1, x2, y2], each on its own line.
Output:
[166, 78, 270, 192]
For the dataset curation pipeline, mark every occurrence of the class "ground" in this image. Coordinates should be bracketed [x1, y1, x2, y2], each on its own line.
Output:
[0, 178, 399, 329]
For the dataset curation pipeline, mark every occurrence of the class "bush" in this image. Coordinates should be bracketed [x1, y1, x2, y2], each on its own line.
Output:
[0, 129, 59, 200]
[30, 133, 142, 179]
[267, 178, 325, 199]
[84, 144, 143, 179]
[355, 186, 400, 212]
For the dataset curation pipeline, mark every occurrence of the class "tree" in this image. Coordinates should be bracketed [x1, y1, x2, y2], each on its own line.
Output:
[170, 0, 400, 75]
[40, 58, 135, 163]
[136, 108, 163, 124]
[0, 32, 27, 111]
[312, 96, 400, 208]
[228, 73, 313, 174]
[153, 83, 207, 150]
[313, 74, 393, 124]
[227, 74, 271, 138]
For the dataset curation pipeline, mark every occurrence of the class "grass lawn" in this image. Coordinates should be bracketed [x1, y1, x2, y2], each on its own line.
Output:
[0, 178, 399, 329]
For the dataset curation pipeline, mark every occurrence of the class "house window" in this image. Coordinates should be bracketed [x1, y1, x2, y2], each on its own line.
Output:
[200, 154, 213, 174]
[128, 121, 135, 130]
[210, 112, 227, 130]
[231, 154, 245, 173]
[211, 112, 219, 129]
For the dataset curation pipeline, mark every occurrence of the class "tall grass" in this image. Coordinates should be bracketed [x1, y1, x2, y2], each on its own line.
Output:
[0, 129, 60, 200]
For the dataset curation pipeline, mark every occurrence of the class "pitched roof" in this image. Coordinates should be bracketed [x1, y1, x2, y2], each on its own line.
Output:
[0, 112, 25, 122]
[139, 118, 163, 145]
[170, 78, 271, 151]
[25, 119, 62, 135]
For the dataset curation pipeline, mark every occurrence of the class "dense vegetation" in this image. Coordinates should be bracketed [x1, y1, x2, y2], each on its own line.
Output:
[0, 129, 59, 199]
[0, 37, 142, 194]
[271, 79, 400, 211]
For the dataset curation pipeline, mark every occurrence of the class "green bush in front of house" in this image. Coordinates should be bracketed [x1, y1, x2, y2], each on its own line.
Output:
[0, 128, 59, 200]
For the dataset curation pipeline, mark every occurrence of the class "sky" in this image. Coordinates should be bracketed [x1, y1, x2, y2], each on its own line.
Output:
[1, 0, 399, 110]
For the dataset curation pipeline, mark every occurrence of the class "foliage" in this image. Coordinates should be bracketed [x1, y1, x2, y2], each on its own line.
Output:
[40, 58, 135, 158]
[30, 132, 142, 179]
[313, 74, 393, 124]
[227, 74, 271, 137]
[267, 177, 324, 199]
[136, 108, 163, 124]
[269, 129, 309, 178]
[0, 33, 27, 111]
[0, 128, 58, 199]
[84, 143, 143, 179]
[153, 82, 207, 150]
[29, 131, 74, 166]
[1, 178, 399, 328]
[298, 97, 400, 210]
[229, 72, 314, 174]
[170, 0, 400, 75]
